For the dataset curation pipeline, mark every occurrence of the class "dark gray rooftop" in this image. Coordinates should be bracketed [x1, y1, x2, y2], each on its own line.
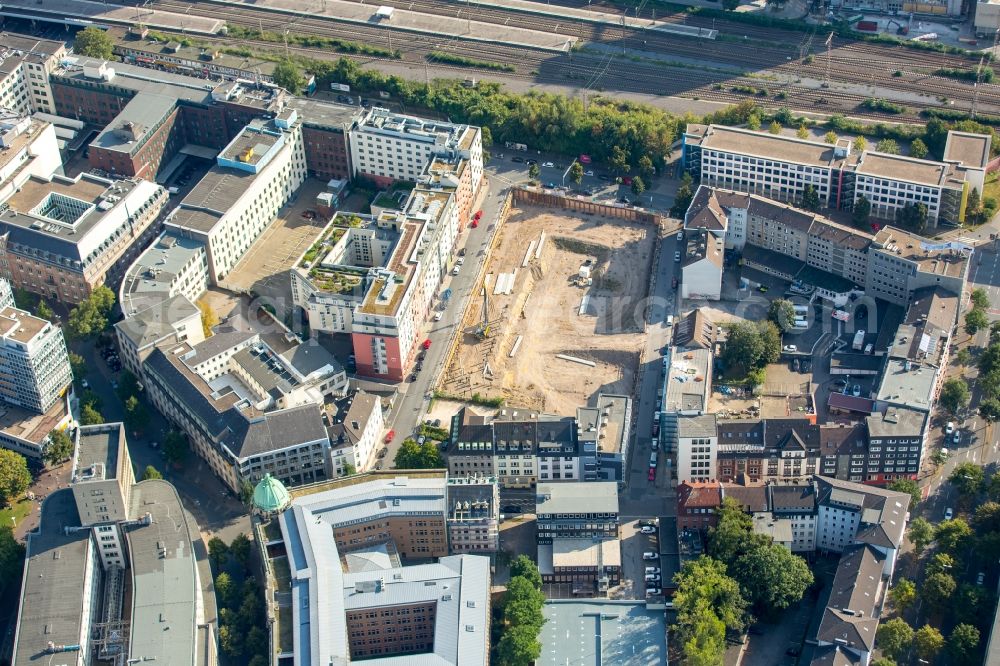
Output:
[13, 489, 92, 665]
[183, 326, 256, 367]
[73, 423, 121, 482]
[116, 294, 201, 350]
[92, 92, 176, 153]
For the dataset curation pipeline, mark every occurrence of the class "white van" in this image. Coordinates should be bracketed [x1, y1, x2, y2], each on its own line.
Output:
[665, 315, 674, 327]
[649, 452, 657, 467]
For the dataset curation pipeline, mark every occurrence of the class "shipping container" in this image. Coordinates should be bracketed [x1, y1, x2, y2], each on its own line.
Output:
[855, 20, 879, 31]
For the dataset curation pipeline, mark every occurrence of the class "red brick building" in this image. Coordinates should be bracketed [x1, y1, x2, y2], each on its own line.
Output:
[676, 481, 722, 533]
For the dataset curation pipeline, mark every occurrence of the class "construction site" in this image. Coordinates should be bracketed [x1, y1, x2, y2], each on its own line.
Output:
[439, 204, 655, 415]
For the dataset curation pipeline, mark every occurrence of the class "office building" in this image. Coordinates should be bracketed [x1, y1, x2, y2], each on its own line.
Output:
[142, 325, 347, 492]
[446, 475, 500, 553]
[0, 172, 168, 304]
[0, 34, 66, 115]
[13, 423, 217, 666]
[676, 413, 718, 483]
[683, 124, 989, 226]
[256, 471, 492, 665]
[0, 302, 72, 413]
[166, 114, 306, 284]
[866, 227, 970, 306]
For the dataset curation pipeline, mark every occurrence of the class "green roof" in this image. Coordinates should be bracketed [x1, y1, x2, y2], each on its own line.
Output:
[253, 473, 291, 514]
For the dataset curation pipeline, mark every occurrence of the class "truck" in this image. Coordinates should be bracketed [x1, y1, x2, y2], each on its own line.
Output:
[855, 20, 878, 32]
[330, 82, 351, 92]
[505, 141, 528, 152]
[853, 329, 866, 351]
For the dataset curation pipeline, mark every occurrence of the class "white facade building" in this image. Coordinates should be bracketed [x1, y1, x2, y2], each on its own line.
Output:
[0, 35, 66, 116]
[0, 305, 72, 413]
[676, 414, 718, 483]
[167, 112, 307, 284]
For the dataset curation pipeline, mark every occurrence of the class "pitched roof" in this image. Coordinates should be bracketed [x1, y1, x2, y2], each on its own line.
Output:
[827, 392, 876, 414]
[672, 309, 717, 350]
[720, 482, 768, 512]
[678, 481, 722, 509]
[815, 544, 885, 652]
[768, 483, 815, 513]
[815, 476, 911, 549]
[810, 645, 864, 666]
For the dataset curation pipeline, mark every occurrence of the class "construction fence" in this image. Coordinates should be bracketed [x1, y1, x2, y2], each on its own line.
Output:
[512, 187, 666, 226]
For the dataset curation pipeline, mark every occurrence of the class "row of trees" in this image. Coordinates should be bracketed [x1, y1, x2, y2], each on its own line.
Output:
[673, 499, 813, 664]
[206, 534, 268, 665]
[972, 321, 1000, 422]
[876, 617, 978, 665]
[493, 556, 545, 666]
[394, 437, 444, 469]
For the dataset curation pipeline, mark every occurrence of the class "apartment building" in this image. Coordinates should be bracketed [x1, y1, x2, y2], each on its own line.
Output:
[350, 107, 483, 195]
[768, 483, 817, 552]
[683, 123, 988, 226]
[13, 423, 216, 666]
[141, 325, 347, 492]
[167, 114, 306, 284]
[536, 481, 621, 592]
[326, 389, 384, 475]
[676, 414, 719, 482]
[0, 303, 72, 414]
[676, 480, 723, 533]
[260, 471, 491, 665]
[447, 476, 500, 553]
[875, 286, 960, 415]
[866, 226, 970, 304]
[0, 34, 66, 115]
[679, 228, 724, 300]
[0, 114, 61, 199]
[0, 172, 168, 305]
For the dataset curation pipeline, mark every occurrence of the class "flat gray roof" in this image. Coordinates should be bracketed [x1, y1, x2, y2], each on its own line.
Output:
[13, 489, 92, 665]
[536, 481, 619, 516]
[120, 231, 206, 317]
[127, 480, 203, 665]
[289, 97, 361, 130]
[92, 92, 176, 153]
[678, 413, 717, 439]
[876, 358, 936, 411]
[73, 423, 121, 482]
[537, 601, 666, 666]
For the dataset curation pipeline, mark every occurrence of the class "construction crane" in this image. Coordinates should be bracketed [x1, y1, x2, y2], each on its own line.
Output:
[474, 281, 490, 340]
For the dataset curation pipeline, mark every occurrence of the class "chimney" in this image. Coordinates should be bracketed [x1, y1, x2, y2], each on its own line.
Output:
[351, 420, 360, 430]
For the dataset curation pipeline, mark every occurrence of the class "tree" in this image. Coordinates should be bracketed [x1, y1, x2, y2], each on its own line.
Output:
[394, 438, 444, 469]
[163, 430, 189, 465]
[218, 624, 242, 657]
[796, 124, 809, 139]
[972, 287, 991, 310]
[141, 465, 162, 481]
[630, 176, 645, 197]
[670, 172, 694, 217]
[732, 543, 813, 616]
[870, 659, 896, 666]
[889, 577, 917, 613]
[80, 403, 104, 426]
[609, 145, 630, 175]
[569, 162, 583, 185]
[921, 572, 957, 611]
[907, 517, 935, 555]
[987, 473, 1000, 502]
[747, 114, 761, 131]
[955, 347, 973, 366]
[896, 202, 928, 233]
[503, 576, 545, 630]
[966, 307, 989, 335]
[673, 556, 749, 632]
[926, 552, 956, 577]
[949, 623, 981, 665]
[940, 378, 971, 415]
[875, 138, 900, 154]
[800, 184, 820, 211]
[949, 462, 984, 497]
[246, 626, 268, 658]
[853, 135, 867, 152]
[935, 518, 973, 553]
[982, 397, 1000, 423]
[272, 60, 306, 94]
[0, 526, 24, 596]
[768, 299, 797, 332]
[887, 478, 920, 506]
[495, 624, 542, 666]
[215, 571, 235, 607]
[877, 617, 914, 661]
[198, 299, 219, 338]
[910, 138, 929, 158]
[124, 394, 150, 431]
[676, 601, 727, 666]
[722, 0, 739, 10]
[967, 187, 989, 226]
[43, 429, 74, 466]
[35, 300, 53, 321]
[852, 195, 871, 227]
[207, 537, 229, 571]
[913, 625, 945, 661]
[723, 321, 765, 374]
[768, 120, 782, 135]
[638, 155, 655, 180]
[509, 555, 542, 590]
[0, 449, 31, 505]
[66, 286, 115, 339]
[528, 163, 540, 180]
[757, 321, 781, 366]
[824, 130, 838, 144]
[708, 497, 762, 563]
[991, 321, 1000, 346]
[230, 533, 252, 570]
[68, 352, 87, 380]
[74, 26, 114, 59]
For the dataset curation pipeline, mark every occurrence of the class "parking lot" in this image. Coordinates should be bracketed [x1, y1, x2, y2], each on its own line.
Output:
[618, 519, 663, 600]
[222, 179, 330, 307]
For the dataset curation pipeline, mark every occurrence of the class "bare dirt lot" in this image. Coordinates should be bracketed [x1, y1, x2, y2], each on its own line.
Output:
[439, 204, 655, 414]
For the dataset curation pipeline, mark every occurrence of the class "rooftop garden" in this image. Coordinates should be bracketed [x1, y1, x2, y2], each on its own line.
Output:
[333, 214, 365, 228]
[299, 226, 348, 268]
[308, 267, 364, 294]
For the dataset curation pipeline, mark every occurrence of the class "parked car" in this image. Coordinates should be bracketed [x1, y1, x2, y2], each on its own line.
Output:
[452, 266, 461, 275]
[645, 588, 661, 596]
[470, 219, 478, 228]
[945, 421, 955, 434]
[512, 156, 524, 163]
[852, 384, 861, 397]
[757, 285, 768, 293]
[674, 251, 680, 262]
[644, 566, 660, 575]
[384, 430, 395, 443]
[434, 312, 443, 322]
[945, 507, 954, 520]
[542, 161, 554, 168]
[423, 339, 432, 349]
[474, 209, 483, 220]
[977, 572, 986, 586]
[583, 170, 595, 177]
[644, 574, 661, 583]
[640, 526, 657, 535]
[642, 551, 659, 561]
[525, 159, 537, 166]
[676, 231, 683, 241]
[954, 430, 961, 444]
[783, 344, 797, 352]
[501, 505, 522, 514]
[648, 467, 656, 482]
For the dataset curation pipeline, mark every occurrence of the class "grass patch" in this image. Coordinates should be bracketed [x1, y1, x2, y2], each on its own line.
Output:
[935, 67, 994, 83]
[0, 497, 34, 530]
[984, 171, 1000, 203]
[227, 25, 400, 58]
[432, 390, 504, 407]
[428, 52, 515, 72]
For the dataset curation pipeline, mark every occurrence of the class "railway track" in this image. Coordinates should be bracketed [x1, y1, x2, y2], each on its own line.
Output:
[144, 0, 1000, 119]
